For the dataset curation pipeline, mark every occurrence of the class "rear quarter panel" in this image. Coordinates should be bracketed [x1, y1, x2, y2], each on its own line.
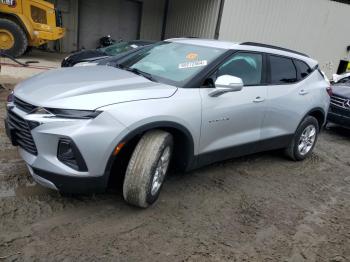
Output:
[261, 70, 329, 140]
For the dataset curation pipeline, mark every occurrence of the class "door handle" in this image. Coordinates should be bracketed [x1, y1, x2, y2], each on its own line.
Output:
[253, 96, 265, 103]
[299, 89, 309, 96]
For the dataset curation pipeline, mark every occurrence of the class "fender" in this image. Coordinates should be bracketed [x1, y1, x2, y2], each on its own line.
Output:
[120, 121, 194, 146]
[0, 12, 35, 39]
[104, 121, 196, 181]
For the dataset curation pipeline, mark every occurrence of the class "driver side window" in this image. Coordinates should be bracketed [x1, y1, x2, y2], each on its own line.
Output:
[217, 52, 263, 86]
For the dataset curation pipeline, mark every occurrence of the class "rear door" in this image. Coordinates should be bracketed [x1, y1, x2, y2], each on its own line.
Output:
[260, 55, 313, 144]
[199, 52, 268, 163]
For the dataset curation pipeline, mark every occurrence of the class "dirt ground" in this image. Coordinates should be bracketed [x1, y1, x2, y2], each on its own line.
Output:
[0, 50, 64, 81]
[0, 79, 349, 262]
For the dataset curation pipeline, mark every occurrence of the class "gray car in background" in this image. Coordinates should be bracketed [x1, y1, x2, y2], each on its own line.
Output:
[6, 39, 330, 208]
[61, 40, 154, 67]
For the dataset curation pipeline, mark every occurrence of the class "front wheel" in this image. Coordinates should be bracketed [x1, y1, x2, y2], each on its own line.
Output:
[0, 19, 28, 57]
[123, 130, 173, 208]
[285, 116, 319, 161]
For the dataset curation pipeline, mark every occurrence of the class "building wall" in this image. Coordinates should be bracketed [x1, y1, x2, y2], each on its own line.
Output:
[140, 0, 165, 41]
[165, 0, 221, 39]
[49, 0, 79, 53]
[58, 0, 164, 52]
[78, 0, 142, 49]
[219, 0, 350, 76]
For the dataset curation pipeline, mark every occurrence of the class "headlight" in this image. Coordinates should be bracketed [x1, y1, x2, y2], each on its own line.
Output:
[74, 62, 98, 67]
[7, 91, 14, 103]
[32, 107, 102, 119]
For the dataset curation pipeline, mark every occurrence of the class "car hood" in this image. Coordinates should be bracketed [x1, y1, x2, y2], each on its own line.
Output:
[333, 84, 350, 98]
[14, 66, 177, 110]
[62, 49, 107, 67]
[79, 56, 110, 63]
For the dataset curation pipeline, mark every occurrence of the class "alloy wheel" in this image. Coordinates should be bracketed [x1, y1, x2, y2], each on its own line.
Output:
[298, 125, 317, 156]
[151, 146, 171, 196]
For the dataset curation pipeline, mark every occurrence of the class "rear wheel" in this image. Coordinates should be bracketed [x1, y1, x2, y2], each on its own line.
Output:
[123, 130, 173, 208]
[285, 116, 319, 161]
[0, 19, 28, 57]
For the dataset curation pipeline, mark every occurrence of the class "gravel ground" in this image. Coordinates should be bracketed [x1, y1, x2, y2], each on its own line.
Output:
[0, 82, 349, 262]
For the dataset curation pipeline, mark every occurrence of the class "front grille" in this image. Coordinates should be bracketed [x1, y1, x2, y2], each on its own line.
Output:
[7, 110, 38, 155]
[330, 94, 350, 109]
[330, 105, 350, 118]
[14, 96, 37, 113]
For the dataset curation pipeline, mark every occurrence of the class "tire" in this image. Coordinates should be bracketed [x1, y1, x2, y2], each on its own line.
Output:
[0, 19, 28, 57]
[24, 46, 33, 55]
[123, 130, 173, 208]
[285, 116, 319, 161]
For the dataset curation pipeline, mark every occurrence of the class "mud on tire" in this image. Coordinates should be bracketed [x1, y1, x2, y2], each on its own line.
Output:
[0, 19, 28, 57]
[123, 130, 173, 208]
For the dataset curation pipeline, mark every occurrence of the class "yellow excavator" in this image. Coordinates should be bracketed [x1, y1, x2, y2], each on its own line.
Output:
[0, 0, 65, 57]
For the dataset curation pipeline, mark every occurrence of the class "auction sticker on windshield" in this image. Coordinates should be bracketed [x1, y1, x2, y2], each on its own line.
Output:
[179, 60, 208, 69]
[186, 53, 199, 60]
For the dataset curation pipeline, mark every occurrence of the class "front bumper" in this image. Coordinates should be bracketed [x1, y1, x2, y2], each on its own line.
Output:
[30, 27, 66, 47]
[35, 27, 65, 41]
[328, 106, 350, 127]
[6, 105, 128, 193]
[28, 165, 108, 194]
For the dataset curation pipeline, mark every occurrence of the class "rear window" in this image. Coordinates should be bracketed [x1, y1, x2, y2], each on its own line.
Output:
[294, 60, 311, 80]
[100, 42, 133, 56]
[270, 55, 297, 84]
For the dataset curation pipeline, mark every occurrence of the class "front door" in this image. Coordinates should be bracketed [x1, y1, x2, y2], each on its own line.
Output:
[199, 52, 268, 164]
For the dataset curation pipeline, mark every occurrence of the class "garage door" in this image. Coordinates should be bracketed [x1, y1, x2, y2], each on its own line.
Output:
[78, 0, 141, 49]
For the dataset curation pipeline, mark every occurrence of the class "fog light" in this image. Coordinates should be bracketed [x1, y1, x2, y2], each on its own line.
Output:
[57, 139, 88, 171]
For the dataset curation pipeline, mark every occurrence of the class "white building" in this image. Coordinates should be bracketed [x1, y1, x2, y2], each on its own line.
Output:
[56, 0, 350, 76]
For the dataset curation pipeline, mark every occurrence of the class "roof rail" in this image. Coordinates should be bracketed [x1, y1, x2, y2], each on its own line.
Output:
[240, 42, 309, 58]
[181, 36, 199, 39]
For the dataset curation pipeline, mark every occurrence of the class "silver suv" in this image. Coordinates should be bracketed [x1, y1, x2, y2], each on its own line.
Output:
[6, 39, 330, 208]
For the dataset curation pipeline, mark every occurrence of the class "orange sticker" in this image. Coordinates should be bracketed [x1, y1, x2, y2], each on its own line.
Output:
[186, 53, 198, 60]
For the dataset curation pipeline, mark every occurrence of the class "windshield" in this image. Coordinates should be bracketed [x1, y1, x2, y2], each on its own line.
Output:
[99, 42, 135, 56]
[337, 77, 350, 84]
[120, 42, 226, 86]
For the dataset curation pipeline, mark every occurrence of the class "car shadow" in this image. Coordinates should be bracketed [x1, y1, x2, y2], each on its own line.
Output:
[325, 124, 350, 138]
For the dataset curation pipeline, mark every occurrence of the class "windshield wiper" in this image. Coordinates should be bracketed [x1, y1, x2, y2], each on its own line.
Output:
[125, 67, 156, 82]
[115, 63, 124, 69]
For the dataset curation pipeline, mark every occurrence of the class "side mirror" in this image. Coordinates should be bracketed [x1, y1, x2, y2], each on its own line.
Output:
[209, 75, 244, 97]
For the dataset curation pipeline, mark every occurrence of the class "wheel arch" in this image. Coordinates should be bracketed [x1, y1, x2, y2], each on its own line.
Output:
[104, 121, 196, 187]
[306, 107, 326, 129]
[0, 13, 33, 39]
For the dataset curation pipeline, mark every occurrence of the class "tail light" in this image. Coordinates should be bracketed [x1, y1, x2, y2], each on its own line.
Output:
[326, 85, 333, 97]
[7, 91, 14, 103]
